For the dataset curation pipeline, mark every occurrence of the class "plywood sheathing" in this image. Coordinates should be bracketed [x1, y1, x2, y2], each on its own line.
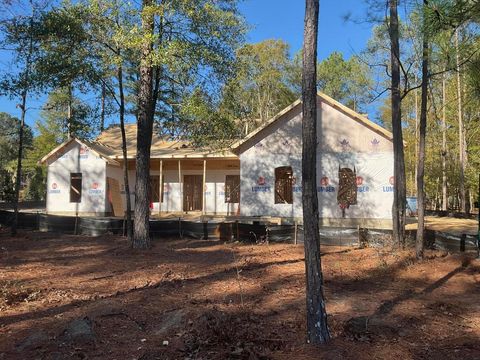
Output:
[95, 124, 238, 160]
[107, 177, 124, 216]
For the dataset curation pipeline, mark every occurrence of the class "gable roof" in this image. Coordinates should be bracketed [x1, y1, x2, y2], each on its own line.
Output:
[231, 92, 394, 153]
[40, 125, 238, 165]
[39, 137, 120, 166]
[95, 124, 237, 159]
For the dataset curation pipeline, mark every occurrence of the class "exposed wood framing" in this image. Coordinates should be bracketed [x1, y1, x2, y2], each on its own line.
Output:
[202, 160, 206, 215]
[159, 159, 163, 215]
[178, 160, 182, 212]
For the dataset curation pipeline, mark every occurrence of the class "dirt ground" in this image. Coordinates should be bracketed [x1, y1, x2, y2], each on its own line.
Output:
[406, 216, 479, 236]
[1, 229, 480, 360]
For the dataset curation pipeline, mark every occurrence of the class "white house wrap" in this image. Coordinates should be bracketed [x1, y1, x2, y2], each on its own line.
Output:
[40, 92, 395, 228]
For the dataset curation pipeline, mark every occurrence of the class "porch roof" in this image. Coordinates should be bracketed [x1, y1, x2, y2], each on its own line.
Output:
[96, 124, 238, 160]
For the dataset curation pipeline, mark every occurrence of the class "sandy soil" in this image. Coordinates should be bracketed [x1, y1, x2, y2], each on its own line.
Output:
[1, 229, 480, 359]
[406, 216, 479, 236]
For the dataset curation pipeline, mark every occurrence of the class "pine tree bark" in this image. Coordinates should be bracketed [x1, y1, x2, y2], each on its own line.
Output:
[416, 3, 429, 259]
[11, 14, 34, 237]
[389, 0, 406, 246]
[11, 90, 27, 237]
[414, 75, 419, 195]
[455, 28, 466, 213]
[302, 0, 330, 344]
[441, 70, 448, 211]
[67, 84, 73, 138]
[132, 0, 155, 249]
[118, 63, 133, 242]
[101, 82, 106, 132]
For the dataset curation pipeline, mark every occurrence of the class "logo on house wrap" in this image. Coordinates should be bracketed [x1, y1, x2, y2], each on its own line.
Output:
[89, 182, 103, 195]
[282, 139, 293, 153]
[339, 138, 351, 152]
[383, 176, 395, 192]
[318, 176, 335, 193]
[356, 176, 370, 193]
[254, 142, 264, 153]
[252, 176, 271, 193]
[370, 138, 381, 152]
[49, 182, 60, 194]
[79, 146, 89, 159]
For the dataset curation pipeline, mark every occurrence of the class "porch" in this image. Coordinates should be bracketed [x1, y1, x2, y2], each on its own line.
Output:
[106, 158, 241, 217]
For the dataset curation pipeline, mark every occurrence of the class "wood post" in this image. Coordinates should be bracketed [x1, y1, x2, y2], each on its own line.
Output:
[202, 159, 206, 215]
[159, 159, 163, 216]
[178, 160, 182, 214]
[294, 221, 298, 245]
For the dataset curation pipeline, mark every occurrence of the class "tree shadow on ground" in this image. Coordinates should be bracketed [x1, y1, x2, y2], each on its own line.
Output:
[2, 233, 480, 359]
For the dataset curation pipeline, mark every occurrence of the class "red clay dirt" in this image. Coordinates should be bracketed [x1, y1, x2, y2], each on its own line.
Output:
[1, 228, 480, 359]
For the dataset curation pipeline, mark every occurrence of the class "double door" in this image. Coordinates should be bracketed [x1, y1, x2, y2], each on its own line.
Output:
[183, 175, 203, 211]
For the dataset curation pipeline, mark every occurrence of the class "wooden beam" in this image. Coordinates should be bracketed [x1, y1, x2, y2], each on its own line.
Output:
[202, 159, 206, 215]
[159, 159, 163, 215]
[178, 160, 182, 213]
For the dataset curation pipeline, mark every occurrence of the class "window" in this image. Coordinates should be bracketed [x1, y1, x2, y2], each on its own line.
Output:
[337, 167, 357, 208]
[70, 173, 82, 203]
[225, 175, 240, 203]
[150, 175, 164, 203]
[275, 166, 293, 204]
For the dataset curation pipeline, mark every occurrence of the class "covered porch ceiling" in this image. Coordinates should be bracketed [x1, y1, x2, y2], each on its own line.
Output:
[122, 158, 240, 171]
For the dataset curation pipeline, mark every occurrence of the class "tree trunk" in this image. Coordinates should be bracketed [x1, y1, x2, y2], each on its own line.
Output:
[416, 5, 429, 259]
[441, 70, 448, 211]
[132, 0, 155, 249]
[302, 0, 330, 344]
[101, 82, 106, 132]
[389, 0, 406, 247]
[67, 84, 73, 138]
[11, 90, 27, 237]
[414, 75, 419, 195]
[455, 28, 466, 213]
[118, 63, 133, 243]
[11, 14, 34, 237]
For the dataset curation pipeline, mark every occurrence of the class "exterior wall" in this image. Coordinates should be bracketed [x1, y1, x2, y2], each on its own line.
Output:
[46, 141, 108, 216]
[239, 98, 395, 228]
[106, 165, 240, 215]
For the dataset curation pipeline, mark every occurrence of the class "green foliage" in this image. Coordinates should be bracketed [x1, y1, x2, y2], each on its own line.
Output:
[23, 166, 46, 201]
[317, 52, 373, 112]
[179, 89, 237, 147]
[34, 5, 100, 92]
[0, 7, 42, 98]
[221, 39, 297, 133]
[290, 50, 373, 112]
[0, 172, 15, 202]
[0, 112, 32, 171]
[0, 112, 34, 201]
[42, 87, 97, 140]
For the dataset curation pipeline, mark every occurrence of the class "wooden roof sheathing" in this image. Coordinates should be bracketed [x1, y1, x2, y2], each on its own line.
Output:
[96, 124, 238, 159]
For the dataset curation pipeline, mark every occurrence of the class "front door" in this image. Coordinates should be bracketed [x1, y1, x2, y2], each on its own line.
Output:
[183, 175, 203, 211]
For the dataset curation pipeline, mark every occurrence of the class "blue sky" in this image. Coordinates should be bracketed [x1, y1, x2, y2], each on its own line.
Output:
[0, 0, 375, 130]
[240, 0, 373, 60]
